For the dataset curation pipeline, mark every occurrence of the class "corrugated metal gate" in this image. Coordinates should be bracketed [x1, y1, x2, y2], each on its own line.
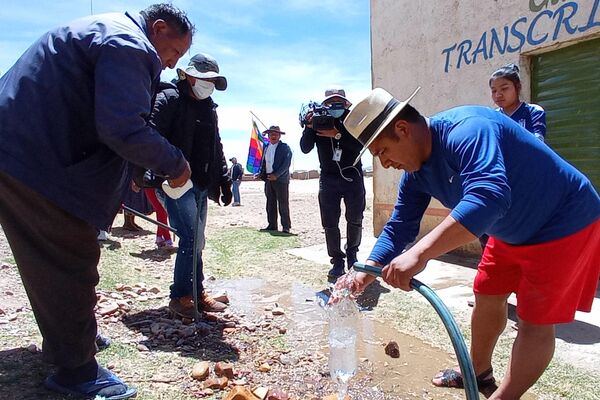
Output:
[532, 38, 600, 191]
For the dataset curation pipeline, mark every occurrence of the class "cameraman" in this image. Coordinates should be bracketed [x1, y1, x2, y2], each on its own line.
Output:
[300, 87, 366, 282]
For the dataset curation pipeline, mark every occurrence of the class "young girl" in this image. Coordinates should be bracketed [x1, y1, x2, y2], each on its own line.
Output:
[489, 64, 546, 141]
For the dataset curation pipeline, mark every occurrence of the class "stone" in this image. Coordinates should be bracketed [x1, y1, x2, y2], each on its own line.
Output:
[278, 327, 287, 334]
[150, 323, 162, 335]
[98, 303, 119, 316]
[257, 363, 271, 372]
[323, 395, 350, 400]
[278, 354, 297, 366]
[136, 344, 149, 352]
[384, 341, 400, 358]
[148, 286, 161, 294]
[26, 343, 39, 353]
[224, 386, 257, 400]
[215, 361, 235, 378]
[266, 388, 289, 400]
[252, 386, 269, 400]
[203, 376, 229, 389]
[271, 307, 285, 316]
[192, 361, 210, 381]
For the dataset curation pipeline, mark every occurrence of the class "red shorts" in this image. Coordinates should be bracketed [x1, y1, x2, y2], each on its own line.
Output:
[474, 219, 600, 324]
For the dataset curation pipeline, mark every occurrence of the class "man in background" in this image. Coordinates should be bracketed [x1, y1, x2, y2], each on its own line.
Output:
[0, 4, 194, 398]
[259, 126, 293, 234]
[230, 157, 244, 206]
[300, 87, 366, 282]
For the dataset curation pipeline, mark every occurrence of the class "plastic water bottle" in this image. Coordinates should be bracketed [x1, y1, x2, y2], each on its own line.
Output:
[327, 292, 360, 399]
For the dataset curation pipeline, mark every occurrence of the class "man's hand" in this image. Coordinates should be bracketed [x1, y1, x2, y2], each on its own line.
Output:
[381, 251, 427, 291]
[267, 174, 277, 181]
[168, 161, 191, 188]
[304, 112, 313, 129]
[220, 181, 232, 206]
[328, 270, 377, 305]
[316, 127, 339, 138]
[131, 180, 141, 193]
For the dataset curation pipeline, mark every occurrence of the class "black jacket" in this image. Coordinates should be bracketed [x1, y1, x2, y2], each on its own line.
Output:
[149, 81, 229, 191]
[300, 113, 363, 177]
[231, 163, 243, 181]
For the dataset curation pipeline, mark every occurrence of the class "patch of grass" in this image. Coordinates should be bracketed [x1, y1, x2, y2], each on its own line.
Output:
[97, 239, 169, 292]
[1, 256, 15, 265]
[266, 334, 289, 353]
[204, 227, 300, 279]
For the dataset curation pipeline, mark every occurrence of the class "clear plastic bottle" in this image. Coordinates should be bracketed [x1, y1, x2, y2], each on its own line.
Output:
[327, 292, 360, 399]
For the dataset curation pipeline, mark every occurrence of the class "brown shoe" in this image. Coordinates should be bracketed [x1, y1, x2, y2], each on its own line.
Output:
[169, 296, 195, 318]
[199, 292, 227, 312]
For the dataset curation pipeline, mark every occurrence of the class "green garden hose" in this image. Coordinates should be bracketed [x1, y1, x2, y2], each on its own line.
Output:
[353, 262, 479, 400]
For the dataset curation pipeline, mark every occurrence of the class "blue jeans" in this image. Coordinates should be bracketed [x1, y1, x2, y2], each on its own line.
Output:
[232, 180, 241, 204]
[158, 187, 208, 299]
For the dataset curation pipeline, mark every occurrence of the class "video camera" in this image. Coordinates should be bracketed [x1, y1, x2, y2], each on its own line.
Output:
[299, 101, 346, 131]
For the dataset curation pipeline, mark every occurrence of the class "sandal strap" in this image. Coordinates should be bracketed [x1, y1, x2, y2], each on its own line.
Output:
[476, 367, 496, 387]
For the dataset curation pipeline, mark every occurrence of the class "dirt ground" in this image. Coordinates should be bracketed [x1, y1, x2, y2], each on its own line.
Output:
[0, 178, 598, 400]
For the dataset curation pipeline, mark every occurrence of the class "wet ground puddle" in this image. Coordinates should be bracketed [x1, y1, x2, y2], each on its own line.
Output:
[210, 278, 483, 400]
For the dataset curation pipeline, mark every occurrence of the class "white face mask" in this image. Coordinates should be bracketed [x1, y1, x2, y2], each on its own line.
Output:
[192, 79, 215, 99]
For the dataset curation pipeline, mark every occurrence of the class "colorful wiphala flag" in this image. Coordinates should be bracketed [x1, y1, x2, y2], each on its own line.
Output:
[246, 120, 267, 174]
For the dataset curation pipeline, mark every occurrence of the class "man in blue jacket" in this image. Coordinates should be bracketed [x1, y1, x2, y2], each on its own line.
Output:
[341, 88, 600, 399]
[0, 4, 194, 399]
[259, 126, 293, 233]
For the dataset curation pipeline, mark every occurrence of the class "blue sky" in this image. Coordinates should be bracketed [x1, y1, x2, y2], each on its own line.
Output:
[0, 0, 373, 171]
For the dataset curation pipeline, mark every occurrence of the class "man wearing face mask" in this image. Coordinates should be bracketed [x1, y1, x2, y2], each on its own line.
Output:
[150, 53, 232, 319]
[300, 87, 366, 283]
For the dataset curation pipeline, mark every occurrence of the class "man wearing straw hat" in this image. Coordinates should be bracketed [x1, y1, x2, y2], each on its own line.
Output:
[259, 126, 293, 234]
[340, 88, 600, 399]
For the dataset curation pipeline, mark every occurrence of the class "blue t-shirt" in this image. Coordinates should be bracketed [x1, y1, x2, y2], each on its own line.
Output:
[498, 102, 546, 141]
[369, 106, 600, 265]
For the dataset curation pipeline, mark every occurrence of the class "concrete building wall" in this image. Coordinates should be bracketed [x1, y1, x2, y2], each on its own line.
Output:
[370, 0, 600, 253]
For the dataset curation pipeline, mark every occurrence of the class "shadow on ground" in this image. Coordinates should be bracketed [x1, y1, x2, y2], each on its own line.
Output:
[99, 239, 122, 251]
[507, 304, 600, 345]
[122, 307, 240, 362]
[110, 227, 154, 238]
[129, 247, 177, 262]
[356, 280, 390, 310]
[0, 348, 66, 400]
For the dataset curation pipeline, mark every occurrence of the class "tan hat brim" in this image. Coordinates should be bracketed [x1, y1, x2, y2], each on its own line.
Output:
[353, 87, 421, 166]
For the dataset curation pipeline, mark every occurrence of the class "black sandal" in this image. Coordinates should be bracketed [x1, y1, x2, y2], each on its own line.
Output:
[433, 367, 496, 390]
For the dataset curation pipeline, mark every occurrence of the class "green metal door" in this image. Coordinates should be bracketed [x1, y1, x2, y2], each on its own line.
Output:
[532, 38, 600, 191]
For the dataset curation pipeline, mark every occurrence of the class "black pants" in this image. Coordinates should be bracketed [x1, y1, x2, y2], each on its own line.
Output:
[319, 174, 366, 270]
[0, 171, 99, 368]
[264, 179, 291, 231]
